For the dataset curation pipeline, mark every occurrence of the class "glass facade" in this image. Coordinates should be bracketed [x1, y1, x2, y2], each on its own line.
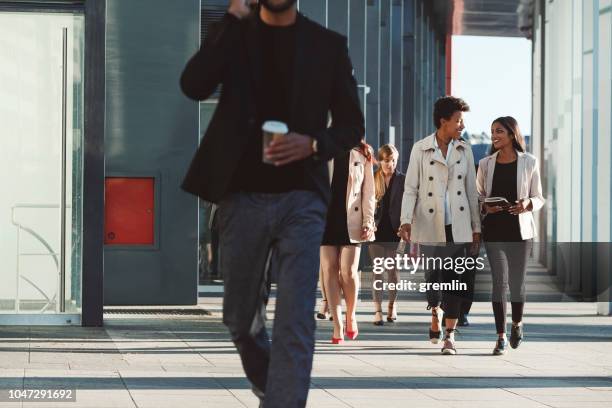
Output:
[532, 0, 612, 310]
[533, 0, 612, 244]
[0, 12, 84, 323]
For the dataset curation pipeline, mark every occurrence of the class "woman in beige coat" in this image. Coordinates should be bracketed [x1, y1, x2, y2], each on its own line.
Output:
[399, 96, 481, 355]
[321, 142, 376, 344]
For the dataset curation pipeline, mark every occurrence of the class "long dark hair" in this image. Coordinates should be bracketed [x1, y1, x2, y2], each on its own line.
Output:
[489, 116, 526, 154]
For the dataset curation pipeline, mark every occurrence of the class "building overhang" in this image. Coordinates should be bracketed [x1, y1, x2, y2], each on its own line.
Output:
[451, 0, 532, 38]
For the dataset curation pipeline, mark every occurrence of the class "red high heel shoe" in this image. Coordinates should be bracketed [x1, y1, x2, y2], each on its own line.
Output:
[331, 336, 344, 344]
[345, 315, 358, 340]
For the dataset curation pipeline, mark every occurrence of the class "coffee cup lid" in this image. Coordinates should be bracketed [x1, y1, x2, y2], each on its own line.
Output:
[262, 121, 288, 134]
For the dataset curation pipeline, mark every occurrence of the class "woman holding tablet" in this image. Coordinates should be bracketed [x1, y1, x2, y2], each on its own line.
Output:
[476, 116, 545, 356]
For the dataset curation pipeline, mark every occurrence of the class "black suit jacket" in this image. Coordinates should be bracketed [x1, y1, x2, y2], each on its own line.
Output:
[375, 170, 405, 232]
[179, 12, 365, 203]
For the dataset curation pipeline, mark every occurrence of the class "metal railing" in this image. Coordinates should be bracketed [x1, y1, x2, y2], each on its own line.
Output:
[10, 204, 67, 314]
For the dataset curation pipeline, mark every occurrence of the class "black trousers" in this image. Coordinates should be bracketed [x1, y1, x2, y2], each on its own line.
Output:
[423, 225, 471, 320]
[486, 240, 532, 333]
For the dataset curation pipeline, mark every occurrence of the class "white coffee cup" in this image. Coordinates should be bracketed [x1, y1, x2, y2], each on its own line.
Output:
[262, 120, 288, 164]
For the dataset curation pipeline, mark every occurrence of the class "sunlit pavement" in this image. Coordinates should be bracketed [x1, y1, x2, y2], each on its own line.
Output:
[0, 297, 611, 408]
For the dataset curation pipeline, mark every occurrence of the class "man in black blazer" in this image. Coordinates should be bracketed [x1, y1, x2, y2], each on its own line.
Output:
[180, 0, 364, 406]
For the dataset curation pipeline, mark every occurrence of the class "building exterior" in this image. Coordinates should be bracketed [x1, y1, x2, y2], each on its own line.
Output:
[0, 0, 104, 326]
[2, 0, 607, 326]
[531, 0, 612, 312]
[449, 0, 612, 312]
[0, 0, 452, 326]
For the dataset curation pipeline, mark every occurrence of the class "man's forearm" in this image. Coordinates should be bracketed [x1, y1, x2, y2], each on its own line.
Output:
[180, 13, 240, 101]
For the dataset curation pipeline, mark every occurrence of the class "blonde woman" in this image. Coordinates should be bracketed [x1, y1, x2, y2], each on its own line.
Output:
[321, 141, 376, 344]
[368, 144, 405, 325]
[477, 116, 544, 356]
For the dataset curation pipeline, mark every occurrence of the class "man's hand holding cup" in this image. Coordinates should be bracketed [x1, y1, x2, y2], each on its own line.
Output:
[263, 121, 315, 166]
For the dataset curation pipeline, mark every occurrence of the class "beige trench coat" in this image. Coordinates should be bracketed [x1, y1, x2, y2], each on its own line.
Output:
[400, 134, 481, 244]
[328, 148, 376, 243]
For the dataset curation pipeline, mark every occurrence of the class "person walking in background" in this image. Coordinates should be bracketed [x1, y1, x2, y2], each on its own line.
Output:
[476, 116, 544, 356]
[179, 0, 364, 406]
[398, 96, 481, 355]
[316, 266, 331, 320]
[368, 144, 405, 325]
[199, 202, 221, 281]
[321, 141, 376, 344]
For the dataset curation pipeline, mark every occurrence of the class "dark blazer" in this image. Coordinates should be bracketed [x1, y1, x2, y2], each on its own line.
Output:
[179, 11, 365, 203]
[375, 170, 405, 232]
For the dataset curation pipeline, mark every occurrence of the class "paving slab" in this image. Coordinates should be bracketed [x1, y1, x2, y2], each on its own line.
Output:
[0, 300, 610, 407]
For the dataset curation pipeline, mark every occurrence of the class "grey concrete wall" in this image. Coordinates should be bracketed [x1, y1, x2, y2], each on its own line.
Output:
[299, 0, 327, 25]
[403, 0, 447, 163]
[379, 0, 392, 147]
[390, 0, 403, 164]
[365, 0, 380, 147]
[104, 0, 200, 305]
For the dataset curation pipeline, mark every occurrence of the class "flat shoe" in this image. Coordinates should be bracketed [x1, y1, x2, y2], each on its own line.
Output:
[510, 324, 523, 349]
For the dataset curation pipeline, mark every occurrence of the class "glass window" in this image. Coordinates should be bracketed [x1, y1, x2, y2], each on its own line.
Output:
[0, 12, 84, 317]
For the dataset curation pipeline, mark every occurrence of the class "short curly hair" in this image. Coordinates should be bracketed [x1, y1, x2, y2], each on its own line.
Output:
[433, 96, 470, 129]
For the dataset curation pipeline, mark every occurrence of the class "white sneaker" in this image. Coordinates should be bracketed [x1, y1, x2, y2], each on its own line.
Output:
[441, 337, 456, 355]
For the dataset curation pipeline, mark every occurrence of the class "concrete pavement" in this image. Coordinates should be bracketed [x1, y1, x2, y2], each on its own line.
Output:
[0, 298, 611, 407]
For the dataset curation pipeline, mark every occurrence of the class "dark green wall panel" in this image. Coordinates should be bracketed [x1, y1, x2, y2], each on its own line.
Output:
[104, 0, 200, 305]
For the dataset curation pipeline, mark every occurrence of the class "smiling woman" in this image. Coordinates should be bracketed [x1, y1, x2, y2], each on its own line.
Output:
[490, 116, 527, 155]
[399, 95, 482, 355]
[476, 115, 545, 356]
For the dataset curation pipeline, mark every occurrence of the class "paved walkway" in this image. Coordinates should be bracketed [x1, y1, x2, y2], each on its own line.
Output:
[0, 298, 611, 408]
